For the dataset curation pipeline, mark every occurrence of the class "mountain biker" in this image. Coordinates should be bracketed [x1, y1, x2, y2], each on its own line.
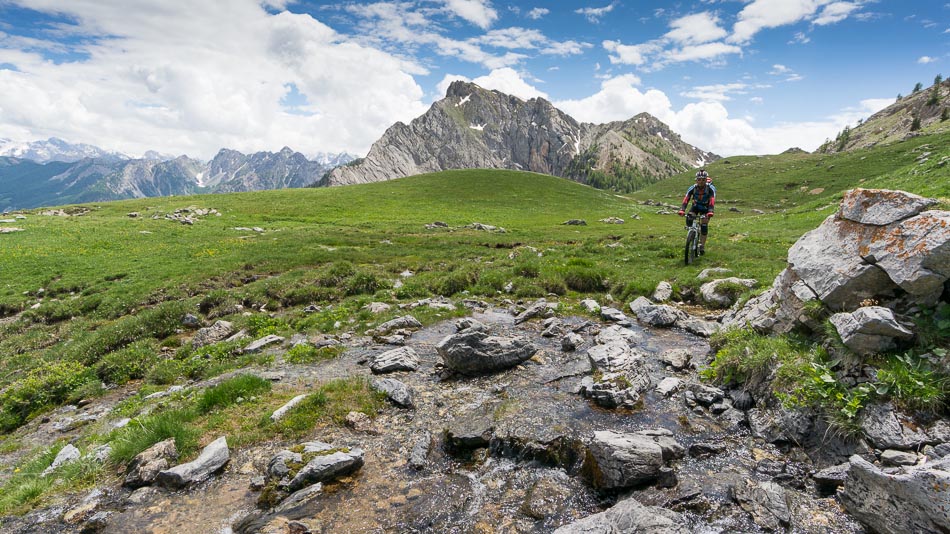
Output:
[678, 170, 716, 255]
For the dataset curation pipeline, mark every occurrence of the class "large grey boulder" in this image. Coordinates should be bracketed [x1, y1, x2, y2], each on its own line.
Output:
[124, 438, 178, 488]
[594, 325, 643, 346]
[840, 455, 950, 534]
[725, 189, 950, 335]
[370, 346, 420, 374]
[830, 306, 914, 356]
[156, 436, 229, 489]
[287, 448, 365, 492]
[514, 298, 557, 324]
[585, 430, 679, 489]
[192, 320, 234, 348]
[243, 334, 284, 354]
[371, 377, 414, 408]
[732, 479, 791, 531]
[43, 444, 81, 476]
[436, 330, 537, 375]
[838, 188, 937, 225]
[630, 301, 688, 328]
[652, 281, 673, 302]
[587, 340, 643, 372]
[579, 367, 651, 409]
[553, 496, 689, 534]
[860, 403, 929, 450]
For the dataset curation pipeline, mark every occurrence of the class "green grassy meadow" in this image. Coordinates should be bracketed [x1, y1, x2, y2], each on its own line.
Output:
[0, 128, 948, 515]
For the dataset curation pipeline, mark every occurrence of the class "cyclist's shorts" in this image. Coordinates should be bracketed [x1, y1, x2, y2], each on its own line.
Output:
[689, 206, 710, 216]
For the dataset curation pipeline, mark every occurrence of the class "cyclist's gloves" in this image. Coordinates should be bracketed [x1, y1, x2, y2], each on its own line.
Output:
[677, 210, 685, 216]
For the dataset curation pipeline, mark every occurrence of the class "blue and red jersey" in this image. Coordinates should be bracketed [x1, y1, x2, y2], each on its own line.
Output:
[681, 183, 716, 212]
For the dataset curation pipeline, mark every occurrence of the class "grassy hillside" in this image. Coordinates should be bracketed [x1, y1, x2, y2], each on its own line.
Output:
[0, 130, 948, 434]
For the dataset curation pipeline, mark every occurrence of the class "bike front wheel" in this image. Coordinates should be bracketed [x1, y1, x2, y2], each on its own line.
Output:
[685, 229, 698, 265]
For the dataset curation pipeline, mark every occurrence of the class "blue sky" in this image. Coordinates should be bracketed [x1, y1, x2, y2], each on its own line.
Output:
[0, 1, 947, 159]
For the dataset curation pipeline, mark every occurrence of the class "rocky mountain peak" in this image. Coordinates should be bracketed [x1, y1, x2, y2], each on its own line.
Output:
[324, 85, 716, 190]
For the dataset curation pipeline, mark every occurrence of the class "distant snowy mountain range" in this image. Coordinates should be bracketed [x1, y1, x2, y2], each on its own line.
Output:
[0, 138, 358, 210]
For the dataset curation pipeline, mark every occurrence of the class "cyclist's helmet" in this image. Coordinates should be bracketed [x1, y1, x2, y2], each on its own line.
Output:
[696, 169, 711, 184]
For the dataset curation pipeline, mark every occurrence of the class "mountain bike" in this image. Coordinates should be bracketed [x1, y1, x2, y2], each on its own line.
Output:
[684, 214, 701, 265]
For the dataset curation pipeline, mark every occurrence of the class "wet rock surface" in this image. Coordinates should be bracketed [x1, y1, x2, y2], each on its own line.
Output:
[0, 306, 869, 534]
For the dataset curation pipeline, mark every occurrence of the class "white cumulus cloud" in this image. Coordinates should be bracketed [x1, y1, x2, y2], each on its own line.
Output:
[576, 3, 616, 23]
[527, 8, 549, 20]
[918, 56, 937, 64]
[436, 68, 550, 101]
[443, 0, 499, 29]
[664, 12, 729, 45]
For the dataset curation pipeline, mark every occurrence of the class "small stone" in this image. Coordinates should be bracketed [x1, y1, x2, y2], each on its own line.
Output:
[881, 449, 918, 466]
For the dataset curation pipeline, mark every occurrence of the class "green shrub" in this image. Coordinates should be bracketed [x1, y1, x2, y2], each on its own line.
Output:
[317, 262, 356, 288]
[539, 275, 568, 295]
[145, 359, 183, 385]
[196, 374, 271, 414]
[65, 300, 188, 364]
[875, 353, 950, 413]
[0, 361, 97, 431]
[512, 260, 540, 279]
[198, 289, 235, 315]
[95, 340, 160, 385]
[471, 270, 509, 295]
[435, 268, 478, 296]
[281, 285, 335, 306]
[345, 271, 386, 296]
[557, 262, 608, 292]
[22, 300, 80, 324]
[244, 315, 289, 337]
[0, 444, 101, 515]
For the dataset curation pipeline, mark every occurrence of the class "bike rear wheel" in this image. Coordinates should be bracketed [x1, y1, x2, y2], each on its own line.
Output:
[685, 230, 698, 265]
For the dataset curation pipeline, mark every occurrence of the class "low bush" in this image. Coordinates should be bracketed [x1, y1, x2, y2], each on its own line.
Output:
[0, 444, 102, 515]
[0, 361, 97, 431]
[65, 300, 188, 364]
[345, 271, 387, 296]
[875, 353, 950, 413]
[244, 315, 289, 337]
[95, 340, 160, 385]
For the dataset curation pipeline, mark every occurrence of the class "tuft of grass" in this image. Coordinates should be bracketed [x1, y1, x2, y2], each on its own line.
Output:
[875, 353, 950, 413]
[108, 409, 201, 466]
[273, 377, 386, 437]
[284, 344, 344, 364]
[0, 444, 102, 516]
[195, 374, 272, 414]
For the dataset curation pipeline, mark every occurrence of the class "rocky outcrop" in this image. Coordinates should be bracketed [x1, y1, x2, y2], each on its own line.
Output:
[156, 436, 229, 489]
[584, 430, 683, 490]
[370, 346, 420, 374]
[840, 455, 950, 534]
[124, 438, 178, 488]
[436, 328, 537, 375]
[323, 81, 716, 190]
[829, 306, 914, 356]
[724, 189, 950, 335]
[553, 496, 689, 534]
[192, 320, 235, 348]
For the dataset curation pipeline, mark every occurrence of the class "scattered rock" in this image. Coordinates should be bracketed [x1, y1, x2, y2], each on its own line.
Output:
[437, 330, 537, 375]
[553, 496, 688, 534]
[829, 306, 914, 357]
[371, 378, 414, 408]
[652, 281, 673, 302]
[562, 219, 586, 226]
[156, 436, 230, 489]
[370, 346, 420, 374]
[585, 430, 673, 489]
[840, 455, 950, 534]
[286, 447, 364, 492]
[243, 334, 284, 353]
[368, 315, 422, 336]
[124, 438, 179, 488]
[43, 444, 81, 476]
[192, 320, 235, 347]
[656, 377, 681, 397]
[270, 394, 308, 422]
[561, 332, 583, 352]
[659, 349, 690, 370]
[881, 449, 918, 466]
[409, 431, 432, 470]
[699, 277, 757, 308]
[732, 479, 791, 531]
